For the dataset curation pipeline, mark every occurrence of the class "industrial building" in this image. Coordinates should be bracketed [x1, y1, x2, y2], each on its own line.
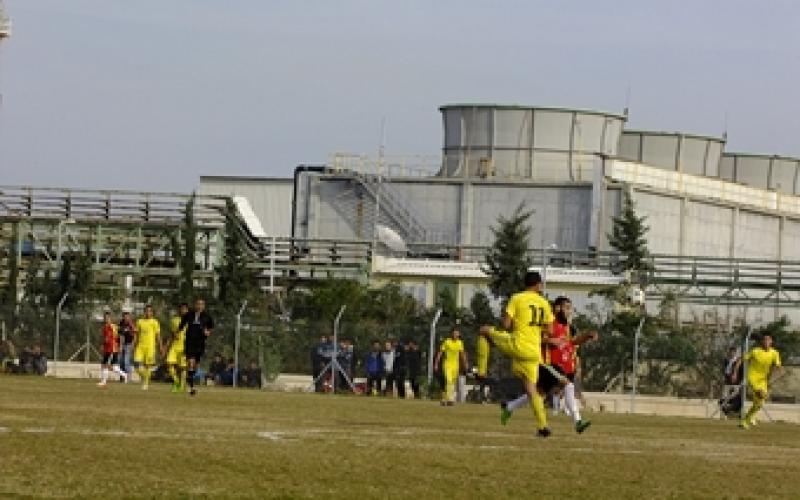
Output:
[197, 103, 800, 324]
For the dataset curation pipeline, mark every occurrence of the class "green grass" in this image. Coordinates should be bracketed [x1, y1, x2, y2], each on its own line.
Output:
[1, 377, 800, 499]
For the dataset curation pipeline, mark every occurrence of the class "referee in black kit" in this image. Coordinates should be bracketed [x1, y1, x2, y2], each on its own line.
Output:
[180, 298, 214, 396]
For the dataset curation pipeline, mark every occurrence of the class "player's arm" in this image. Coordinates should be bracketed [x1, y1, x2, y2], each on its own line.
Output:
[572, 331, 599, 346]
[769, 353, 784, 383]
[433, 349, 443, 372]
[459, 347, 468, 373]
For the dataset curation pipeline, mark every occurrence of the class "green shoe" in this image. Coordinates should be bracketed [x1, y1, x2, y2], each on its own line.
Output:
[500, 403, 512, 426]
[575, 420, 592, 434]
[171, 384, 181, 393]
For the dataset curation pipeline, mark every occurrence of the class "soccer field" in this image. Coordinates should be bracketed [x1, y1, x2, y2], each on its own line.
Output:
[1, 377, 799, 499]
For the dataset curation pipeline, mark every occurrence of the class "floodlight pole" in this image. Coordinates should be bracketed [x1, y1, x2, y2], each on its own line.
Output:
[53, 292, 68, 376]
[630, 315, 645, 414]
[233, 300, 248, 388]
[331, 305, 346, 394]
[427, 308, 443, 389]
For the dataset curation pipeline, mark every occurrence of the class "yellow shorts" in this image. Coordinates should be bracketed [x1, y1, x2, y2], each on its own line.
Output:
[748, 377, 768, 397]
[511, 359, 539, 384]
[134, 344, 156, 366]
[166, 346, 186, 367]
[487, 328, 540, 362]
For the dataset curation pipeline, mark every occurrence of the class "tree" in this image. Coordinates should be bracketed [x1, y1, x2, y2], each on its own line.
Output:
[218, 199, 255, 312]
[608, 190, 651, 272]
[177, 195, 197, 301]
[484, 204, 534, 301]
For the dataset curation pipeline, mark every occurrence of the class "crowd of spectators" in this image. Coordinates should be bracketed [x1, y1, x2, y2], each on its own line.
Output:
[312, 336, 423, 397]
[1, 341, 48, 375]
[203, 353, 263, 388]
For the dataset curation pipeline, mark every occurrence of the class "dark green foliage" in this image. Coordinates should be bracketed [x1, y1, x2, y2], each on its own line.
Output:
[608, 190, 651, 272]
[218, 199, 255, 312]
[484, 204, 534, 301]
[177, 196, 197, 301]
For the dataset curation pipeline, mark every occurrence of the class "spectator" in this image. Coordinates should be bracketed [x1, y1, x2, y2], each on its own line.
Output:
[381, 341, 396, 396]
[207, 353, 226, 385]
[30, 345, 48, 375]
[219, 358, 236, 386]
[364, 341, 383, 396]
[1, 339, 16, 373]
[336, 338, 354, 392]
[118, 311, 136, 381]
[394, 340, 408, 399]
[724, 346, 743, 385]
[406, 340, 422, 398]
[241, 360, 262, 388]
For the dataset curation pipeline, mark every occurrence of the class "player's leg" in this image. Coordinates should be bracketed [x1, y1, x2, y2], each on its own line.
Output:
[743, 384, 767, 427]
[476, 334, 491, 378]
[110, 353, 126, 381]
[98, 354, 109, 386]
[186, 357, 197, 395]
[512, 360, 548, 436]
[442, 366, 457, 405]
[479, 326, 516, 358]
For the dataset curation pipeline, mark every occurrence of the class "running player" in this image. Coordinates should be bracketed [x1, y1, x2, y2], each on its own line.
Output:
[98, 312, 127, 386]
[732, 334, 783, 429]
[433, 328, 467, 406]
[180, 298, 214, 396]
[478, 271, 554, 437]
[501, 296, 597, 433]
[166, 303, 190, 393]
[134, 305, 162, 391]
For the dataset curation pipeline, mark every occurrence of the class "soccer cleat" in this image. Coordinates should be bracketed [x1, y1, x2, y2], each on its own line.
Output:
[536, 428, 552, 438]
[575, 420, 592, 434]
[500, 402, 512, 426]
[189, 388, 197, 396]
[170, 385, 181, 393]
[142, 384, 149, 391]
[97, 381, 107, 387]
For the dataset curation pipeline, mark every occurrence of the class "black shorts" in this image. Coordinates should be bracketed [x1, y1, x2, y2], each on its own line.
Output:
[102, 353, 119, 365]
[184, 335, 206, 361]
[537, 364, 573, 394]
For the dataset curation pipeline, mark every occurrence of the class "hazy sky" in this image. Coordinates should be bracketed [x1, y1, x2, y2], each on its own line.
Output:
[1, 1, 798, 191]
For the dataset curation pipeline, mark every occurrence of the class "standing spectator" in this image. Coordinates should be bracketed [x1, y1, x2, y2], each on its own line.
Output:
[381, 341, 396, 396]
[336, 338, 354, 392]
[406, 340, 422, 398]
[30, 345, 48, 375]
[364, 341, 383, 396]
[242, 360, 263, 388]
[394, 340, 408, 399]
[98, 312, 126, 386]
[118, 311, 136, 381]
[311, 335, 329, 392]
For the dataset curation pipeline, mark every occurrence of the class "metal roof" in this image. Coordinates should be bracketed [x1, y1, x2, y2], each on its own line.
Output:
[439, 103, 627, 120]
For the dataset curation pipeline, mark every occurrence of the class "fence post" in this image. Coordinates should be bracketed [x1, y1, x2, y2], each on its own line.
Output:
[331, 305, 346, 394]
[53, 292, 68, 377]
[233, 300, 248, 388]
[269, 236, 276, 294]
[630, 316, 645, 414]
[427, 308, 443, 391]
[740, 326, 753, 422]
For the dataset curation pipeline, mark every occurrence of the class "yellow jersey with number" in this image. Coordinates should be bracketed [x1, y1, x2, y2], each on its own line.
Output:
[505, 290, 554, 361]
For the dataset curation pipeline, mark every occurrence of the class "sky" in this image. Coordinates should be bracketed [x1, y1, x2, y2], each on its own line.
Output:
[0, 0, 798, 192]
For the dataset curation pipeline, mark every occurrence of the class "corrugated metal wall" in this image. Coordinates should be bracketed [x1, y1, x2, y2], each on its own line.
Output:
[198, 177, 294, 236]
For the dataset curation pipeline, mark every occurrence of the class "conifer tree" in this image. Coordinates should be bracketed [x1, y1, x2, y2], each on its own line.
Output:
[484, 204, 534, 301]
[608, 190, 651, 272]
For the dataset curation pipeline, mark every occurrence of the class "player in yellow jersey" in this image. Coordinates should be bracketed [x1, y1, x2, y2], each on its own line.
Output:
[433, 328, 467, 406]
[732, 334, 782, 429]
[478, 271, 555, 437]
[134, 305, 162, 391]
[166, 303, 190, 393]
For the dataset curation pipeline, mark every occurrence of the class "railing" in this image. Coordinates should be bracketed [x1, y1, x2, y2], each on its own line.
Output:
[0, 185, 228, 226]
[329, 153, 441, 179]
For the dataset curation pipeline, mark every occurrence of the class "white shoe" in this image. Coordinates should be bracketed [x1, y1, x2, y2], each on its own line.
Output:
[142, 384, 149, 391]
[97, 381, 107, 387]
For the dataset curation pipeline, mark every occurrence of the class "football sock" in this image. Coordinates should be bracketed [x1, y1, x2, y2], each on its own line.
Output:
[168, 365, 178, 385]
[564, 383, 581, 423]
[476, 336, 490, 377]
[531, 393, 548, 430]
[100, 367, 108, 383]
[507, 394, 529, 412]
[188, 370, 196, 389]
[142, 366, 152, 386]
[552, 393, 561, 415]
[180, 369, 187, 389]
[745, 396, 764, 423]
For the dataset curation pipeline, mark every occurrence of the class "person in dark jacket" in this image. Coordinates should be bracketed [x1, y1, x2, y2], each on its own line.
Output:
[406, 339, 423, 398]
[364, 341, 384, 396]
[312, 335, 329, 392]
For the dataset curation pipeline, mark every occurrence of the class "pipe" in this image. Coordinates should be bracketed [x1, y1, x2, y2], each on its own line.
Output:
[291, 165, 327, 240]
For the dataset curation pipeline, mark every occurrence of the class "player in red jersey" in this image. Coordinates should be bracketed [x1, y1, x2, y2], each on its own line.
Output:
[501, 297, 598, 433]
[98, 311, 127, 386]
